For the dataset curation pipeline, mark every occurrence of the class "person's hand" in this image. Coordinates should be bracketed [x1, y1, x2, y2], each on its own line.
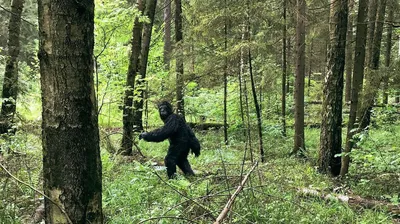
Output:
[139, 132, 148, 140]
[194, 151, 200, 157]
[192, 150, 200, 157]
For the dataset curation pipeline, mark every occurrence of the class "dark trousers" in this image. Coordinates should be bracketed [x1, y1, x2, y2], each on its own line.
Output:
[164, 144, 194, 179]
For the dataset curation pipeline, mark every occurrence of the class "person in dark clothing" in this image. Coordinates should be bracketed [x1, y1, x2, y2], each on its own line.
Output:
[139, 101, 200, 179]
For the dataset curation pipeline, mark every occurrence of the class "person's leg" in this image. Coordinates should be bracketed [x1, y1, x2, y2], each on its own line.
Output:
[177, 158, 195, 176]
[164, 152, 177, 179]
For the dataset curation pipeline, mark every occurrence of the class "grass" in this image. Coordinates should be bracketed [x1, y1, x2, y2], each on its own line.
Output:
[0, 122, 399, 223]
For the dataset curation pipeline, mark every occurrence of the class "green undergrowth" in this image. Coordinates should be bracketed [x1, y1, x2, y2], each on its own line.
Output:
[101, 127, 398, 224]
[0, 123, 398, 223]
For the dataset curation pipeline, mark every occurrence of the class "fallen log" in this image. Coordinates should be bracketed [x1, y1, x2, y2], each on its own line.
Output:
[298, 188, 400, 215]
[187, 122, 225, 130]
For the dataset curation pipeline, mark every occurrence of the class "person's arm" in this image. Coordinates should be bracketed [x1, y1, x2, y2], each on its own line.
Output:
[187, 124, 201, 157]
[140, 115, 179, 142]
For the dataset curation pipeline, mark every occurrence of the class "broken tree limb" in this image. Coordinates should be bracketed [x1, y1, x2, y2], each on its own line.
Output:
[0, 162, 73, 224]
[214, 161, 258, 224]
[298, 188, 400, 215]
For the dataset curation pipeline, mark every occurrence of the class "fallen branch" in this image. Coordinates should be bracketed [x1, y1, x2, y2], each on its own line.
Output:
[0, 163, 73, 224]
[214, 161, 258, 224]
[152, 171, 216, 220]
[132, 139, 146, 158]
[138, 216, 200, 224]
[298, 188, 400, 215]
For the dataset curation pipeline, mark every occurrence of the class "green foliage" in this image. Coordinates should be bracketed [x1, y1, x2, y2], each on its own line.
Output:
[94, 0, 143, 127]
[1, 117, 398, 223]
[0, 0, 399, 222]
[349, 125, 400, 174]
[98, 129, 396, 223]
[0, 131, 42, 223]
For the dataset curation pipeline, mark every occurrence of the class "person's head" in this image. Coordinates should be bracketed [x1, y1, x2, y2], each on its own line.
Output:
[158, 101, 173, 120]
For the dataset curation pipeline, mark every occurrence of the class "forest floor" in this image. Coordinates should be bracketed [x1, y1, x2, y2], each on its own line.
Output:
[0, 123, 399, 223]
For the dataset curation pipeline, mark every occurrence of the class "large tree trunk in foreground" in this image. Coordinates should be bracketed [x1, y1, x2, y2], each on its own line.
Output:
[120, 0, 144, 155]
[340, 0, 369, 176]
[175, 0, 185, 117]
[38, 0, 102, 223]
[292, 0, 306, 156]
[0, 0, 24, 134]
[132, 0, 158, 132]
[319, 0, 348, 176]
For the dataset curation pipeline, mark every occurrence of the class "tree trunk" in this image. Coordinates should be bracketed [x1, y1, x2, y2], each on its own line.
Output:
[120, 0, 144, 155]
[318, 0, 348, 176]
[281, 0, 287, 137]
[382, 3, 393, 104]
[397, 34, 400, 103]
[359, 0, 387, 130]
[307, 38, 313, 96]
[238, 26, 247, 137]
[163, 0, 171, 69]
[286, 38, 291, 95]
[340, 0, 369, 176]
[292, 0, 306, 156]
[243, 65, 253, 162]
[175, 0, 185, 117]
[0, 0, 24, 134]
[365, 0, 378, 64]
[38, 0, 103, 223]
[344, 0, 354, 103]
[356, 0, 377, 119]
[132, 0, 157, 132]
[248, 50, 265, 162]
[223, 5, 228, 145]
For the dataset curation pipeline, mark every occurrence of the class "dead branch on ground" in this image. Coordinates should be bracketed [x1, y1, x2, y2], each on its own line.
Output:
[214, 161, 258, 224]
[298, 188, 400, 215]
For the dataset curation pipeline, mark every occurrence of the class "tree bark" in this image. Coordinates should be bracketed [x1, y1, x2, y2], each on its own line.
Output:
[286, 38, 291, 95]
[249, 50, 265, 162]
[365, 0, 378, 64]
[340, 0, 369, 176]
[120, 0, 144, 155]
[382, 3, 393, 104]
[175, 0, 185, 117]
[356, 0, 377, 119]
[359, 0, 387, 130]
[223, 3, 228, 145]
[238, 26, 247, 137]
[163, 0, 171, 69]
[281, 0, 287, 137]
[292, 0, 306, 156]
[38, 0, 102, 223]
[0, 0, 24, 134]
[307, 39, 313, 96]
[318, 0, 348, 176]
[344, 0, 354, 103]
[132, 0, 158, 132]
